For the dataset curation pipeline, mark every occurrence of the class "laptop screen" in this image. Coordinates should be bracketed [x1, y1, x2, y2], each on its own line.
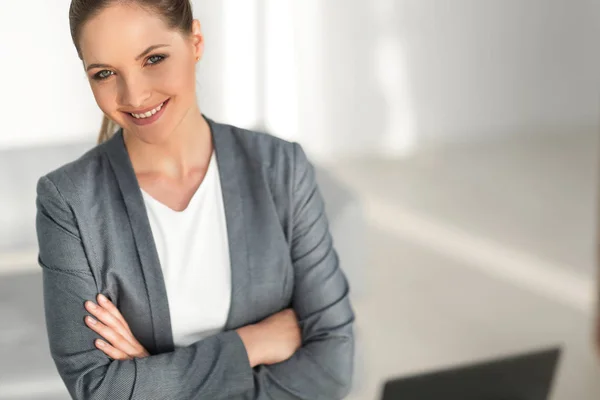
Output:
[381, 346, 561, 400]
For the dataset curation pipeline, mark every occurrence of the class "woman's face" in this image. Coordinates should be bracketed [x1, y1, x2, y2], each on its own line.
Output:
[79, 3, 203, 143]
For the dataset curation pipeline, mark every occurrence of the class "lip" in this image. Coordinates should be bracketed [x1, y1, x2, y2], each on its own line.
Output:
[124, 98, 170, 126]
[125, 100, 167, 114]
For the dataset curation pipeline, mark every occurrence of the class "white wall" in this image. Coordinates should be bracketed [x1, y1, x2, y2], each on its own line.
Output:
[290, 0, 600, 158]
[2, 1, 600, 158]
[389, 0, 600, 146]
[0, 1, 101, 148]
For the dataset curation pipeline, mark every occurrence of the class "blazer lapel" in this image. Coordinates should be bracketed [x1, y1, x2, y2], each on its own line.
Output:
[208, 118, 252, 330]
[103, 117, 251, 354]
[104, 130, 174, 354]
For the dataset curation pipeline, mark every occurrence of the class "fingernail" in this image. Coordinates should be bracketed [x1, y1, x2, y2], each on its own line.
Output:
[96, 340, 105, 347]
[87, 316, 97, 325]
[98, 294, 107, 303]
[86, 301, 97, 310]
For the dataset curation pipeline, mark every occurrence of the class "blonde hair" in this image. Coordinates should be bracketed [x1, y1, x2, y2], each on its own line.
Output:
[98, 116, 119, 144]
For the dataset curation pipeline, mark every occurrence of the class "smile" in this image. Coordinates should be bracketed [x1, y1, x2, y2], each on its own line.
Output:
[124, 98, 170, 126]
[130, 101, 165, 119]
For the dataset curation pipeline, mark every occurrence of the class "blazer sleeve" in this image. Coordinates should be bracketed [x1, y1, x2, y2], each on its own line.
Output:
[36, 175, 255, 400]
[248, 143, 356, 400]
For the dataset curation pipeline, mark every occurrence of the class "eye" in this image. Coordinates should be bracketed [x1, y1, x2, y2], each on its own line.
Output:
[93, 70, 114, 81]
[147, 54, 167, 65]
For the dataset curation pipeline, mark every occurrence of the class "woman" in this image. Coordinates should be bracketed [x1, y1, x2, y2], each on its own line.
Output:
[35, 0, 355, 399]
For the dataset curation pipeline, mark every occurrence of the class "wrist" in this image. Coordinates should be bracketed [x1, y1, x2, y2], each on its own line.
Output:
[236, 323, 265, 368]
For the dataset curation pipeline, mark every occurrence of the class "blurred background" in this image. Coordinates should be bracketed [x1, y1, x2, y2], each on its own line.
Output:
[1, 0, 600, 399]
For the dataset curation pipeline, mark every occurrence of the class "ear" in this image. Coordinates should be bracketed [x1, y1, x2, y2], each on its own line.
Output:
[190, 19, 204, 62]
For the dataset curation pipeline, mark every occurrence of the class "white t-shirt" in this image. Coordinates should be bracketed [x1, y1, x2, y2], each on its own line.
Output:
[141, 150, 231, 347]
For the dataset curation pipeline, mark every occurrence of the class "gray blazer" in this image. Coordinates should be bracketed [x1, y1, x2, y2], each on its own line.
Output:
[35, 117, 355, 400]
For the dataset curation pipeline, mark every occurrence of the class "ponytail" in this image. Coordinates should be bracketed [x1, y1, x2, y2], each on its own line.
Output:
[98, 115, 119, 144]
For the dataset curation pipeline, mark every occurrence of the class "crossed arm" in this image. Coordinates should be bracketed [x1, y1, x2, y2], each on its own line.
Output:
[82, 293, 301, 368]
[37, 143, 355, 399]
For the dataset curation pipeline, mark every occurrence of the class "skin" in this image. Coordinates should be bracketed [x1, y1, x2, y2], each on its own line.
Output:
[78, 2, 301, 367]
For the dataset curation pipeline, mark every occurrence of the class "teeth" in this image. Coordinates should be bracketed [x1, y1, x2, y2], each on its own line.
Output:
[130, 102, 164, 119]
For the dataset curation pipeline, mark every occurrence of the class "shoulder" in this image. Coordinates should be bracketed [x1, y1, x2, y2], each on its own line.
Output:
[36, 140, 109, 201]
[211, 119, 310, 179]
[212, 120, 294, 162]
[37, 119, 314, 198]
[35, 142, 110, 239]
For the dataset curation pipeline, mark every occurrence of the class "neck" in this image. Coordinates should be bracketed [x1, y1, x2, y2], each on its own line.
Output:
[123, 105, 213, 180]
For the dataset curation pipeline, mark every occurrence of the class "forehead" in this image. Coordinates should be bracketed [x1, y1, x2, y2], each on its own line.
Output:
[79, 3, 179, 63]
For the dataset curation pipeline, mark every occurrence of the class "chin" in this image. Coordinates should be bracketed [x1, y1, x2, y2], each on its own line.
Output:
[136, 128, 173, 145]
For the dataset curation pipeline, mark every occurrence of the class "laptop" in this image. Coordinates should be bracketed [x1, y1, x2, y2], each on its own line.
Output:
[381, 346, 561, 400]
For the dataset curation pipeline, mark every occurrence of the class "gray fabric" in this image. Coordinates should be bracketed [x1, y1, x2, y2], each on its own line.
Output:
[35, 117, 355, 400]
[315, 167, 366, 299]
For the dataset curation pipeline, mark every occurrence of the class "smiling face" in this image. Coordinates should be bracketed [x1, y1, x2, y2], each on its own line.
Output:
[78, 2, 203, 144]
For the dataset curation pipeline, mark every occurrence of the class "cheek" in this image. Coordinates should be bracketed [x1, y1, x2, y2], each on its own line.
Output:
[90, 84, 117, 115]
[156, 60, 196, 99]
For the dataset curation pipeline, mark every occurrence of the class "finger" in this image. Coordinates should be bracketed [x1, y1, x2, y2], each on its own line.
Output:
[85, 301, 131, 340]
[97, 294, 129, 329]
[85, 316, 139, 356]
[95, 339, 131, 361]
[85, 302, 145, 353]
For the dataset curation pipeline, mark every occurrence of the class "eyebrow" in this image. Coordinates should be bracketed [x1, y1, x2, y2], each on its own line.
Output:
[85, 44, 171, 71]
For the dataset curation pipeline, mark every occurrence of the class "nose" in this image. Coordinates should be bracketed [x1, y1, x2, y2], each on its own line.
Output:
[117, 75, 151, 110]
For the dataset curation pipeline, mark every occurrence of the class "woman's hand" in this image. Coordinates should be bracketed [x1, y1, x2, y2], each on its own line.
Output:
[237, 308, 301, 368]
[84, 294, 150, 360]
